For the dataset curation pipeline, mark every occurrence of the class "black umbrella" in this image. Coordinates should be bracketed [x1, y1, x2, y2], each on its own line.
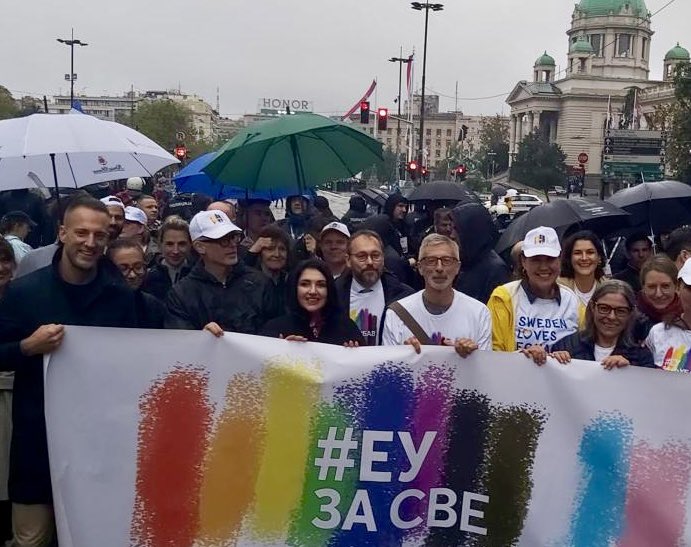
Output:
[356, 187, 388, 212]
[496, 198, 630, 255]
[407, 180, 479, 203]
[491, 185, 508, 196]
[606, 181, 691, 234]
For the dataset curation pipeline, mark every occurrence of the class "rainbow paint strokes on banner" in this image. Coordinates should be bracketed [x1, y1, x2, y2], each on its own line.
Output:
[350, 308, 378, 345]
[660, 344, 691, 372]
[565, 412, 691, 546]
[129, 361, 548, 546]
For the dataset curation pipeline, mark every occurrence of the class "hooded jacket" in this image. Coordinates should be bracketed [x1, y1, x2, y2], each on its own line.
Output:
[450, 203, 511, 304]
[0, 249, 137, 503]
[341, 195, 370, 233]
[165, 260, 275, 333]
[383, 193, 409, 255]
[277, 195, 311, 240]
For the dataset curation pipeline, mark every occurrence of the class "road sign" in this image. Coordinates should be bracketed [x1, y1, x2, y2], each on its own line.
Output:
[578, 153, 588, 164]
[602, 161, 664, 181]
[602, 129, 665, 181]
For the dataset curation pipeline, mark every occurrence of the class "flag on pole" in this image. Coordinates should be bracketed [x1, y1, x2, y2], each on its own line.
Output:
[341, 79, 377, 121]
[606, 95, 612, 129]
[406, 54, 414, 97]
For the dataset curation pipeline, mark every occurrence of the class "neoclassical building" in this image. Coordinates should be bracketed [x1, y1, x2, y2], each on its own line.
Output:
[506, 0, 688, 183]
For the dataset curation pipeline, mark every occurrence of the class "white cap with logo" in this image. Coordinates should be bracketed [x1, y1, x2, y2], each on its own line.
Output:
[100, 195, 125, 210]
[321, 221, 350, 239]
[126, 177, 145, 191]
[678, 257, 691, 285]
[124, 206, 148, 226]
[522, 226, 561, 258]
[190, 210, 242, 242]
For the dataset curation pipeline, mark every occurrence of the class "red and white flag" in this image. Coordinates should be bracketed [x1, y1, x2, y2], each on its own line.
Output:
[341, 79, 377, 121]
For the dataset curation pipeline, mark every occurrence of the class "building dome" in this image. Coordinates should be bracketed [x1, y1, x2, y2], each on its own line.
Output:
[570, 36, 595, 55]
[535, 52, 556, 66]
[665, 43, 690, 61]
[577, 0, 647, 16]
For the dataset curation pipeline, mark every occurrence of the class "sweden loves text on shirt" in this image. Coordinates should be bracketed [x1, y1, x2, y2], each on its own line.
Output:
[516, 316, 572, 349]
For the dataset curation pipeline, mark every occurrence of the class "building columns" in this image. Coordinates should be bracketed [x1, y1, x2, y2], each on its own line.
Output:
[509, 115, 517, 164]
[549, 116, 558, 143]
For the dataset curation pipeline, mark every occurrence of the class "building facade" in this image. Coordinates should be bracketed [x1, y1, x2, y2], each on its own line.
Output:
[506, 0, 688, 183]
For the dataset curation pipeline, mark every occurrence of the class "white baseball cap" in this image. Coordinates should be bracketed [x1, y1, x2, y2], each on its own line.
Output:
[126, 177, 144, 191]
[124, 206, 148, 226]
[100, 195, 125, 210]
[678, 257, 691, 285]
[189, 210, 242, 242]
[522, 226, 561, 258]
[321, 221, 350, 239]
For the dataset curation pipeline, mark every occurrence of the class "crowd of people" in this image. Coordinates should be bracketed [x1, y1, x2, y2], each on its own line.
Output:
[0, 181, 690, 546]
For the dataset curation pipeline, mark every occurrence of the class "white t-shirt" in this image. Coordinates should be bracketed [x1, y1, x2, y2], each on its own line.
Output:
[645, 323, 691, 372]
[574, 283, 597, 307]
[514, 284, 580, 351]
[381, 289, 492, 349]
[349, 278, 386, 346]
[594, 344, 615, 361]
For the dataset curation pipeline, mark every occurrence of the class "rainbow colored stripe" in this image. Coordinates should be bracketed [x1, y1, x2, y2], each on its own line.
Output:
[130, 360, 546, 546]
[661, 344, 691, 372]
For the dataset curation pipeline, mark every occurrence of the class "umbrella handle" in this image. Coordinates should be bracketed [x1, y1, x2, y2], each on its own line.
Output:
[50, 153, 61, 212]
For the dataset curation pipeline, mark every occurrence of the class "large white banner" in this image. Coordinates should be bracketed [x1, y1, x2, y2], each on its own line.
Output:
[45, 327, 691, 546]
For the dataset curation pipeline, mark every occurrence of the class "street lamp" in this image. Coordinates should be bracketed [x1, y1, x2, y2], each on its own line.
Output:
[411, 1, 443, 172]
[57, 29, 88, 108]
[389, 50, 411, 180]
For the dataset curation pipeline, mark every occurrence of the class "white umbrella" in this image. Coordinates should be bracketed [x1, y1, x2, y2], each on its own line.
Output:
[0, 112, 178, 193]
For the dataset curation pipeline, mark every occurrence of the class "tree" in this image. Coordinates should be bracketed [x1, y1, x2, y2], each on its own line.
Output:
[118, 99, 196, 152]
[473, 116, 509, 180]
[511, 131, 567, 201]
[668, 63, 691, 183]
[0, 86, 19, 120]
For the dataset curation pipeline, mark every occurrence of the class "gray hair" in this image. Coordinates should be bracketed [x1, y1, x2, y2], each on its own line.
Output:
[584, 279, 637, 346]
[418, 233, 460, 260]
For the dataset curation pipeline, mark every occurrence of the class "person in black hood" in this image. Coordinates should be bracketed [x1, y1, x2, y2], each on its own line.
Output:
[450, 202, 511, 303]
[341, 195, 370, 233]
[277, 195, 311, 241]
[361, 214, 416, 287]
[313, 196, 338, 223]
[383, 193, 410, 256]
[261, 259, 365, 346]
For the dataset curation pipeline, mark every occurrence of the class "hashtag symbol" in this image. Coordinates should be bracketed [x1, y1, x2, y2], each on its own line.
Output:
[314, 427, 358, 481]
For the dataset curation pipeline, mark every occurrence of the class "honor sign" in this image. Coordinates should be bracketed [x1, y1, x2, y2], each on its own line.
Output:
[259, 97, 313, 114]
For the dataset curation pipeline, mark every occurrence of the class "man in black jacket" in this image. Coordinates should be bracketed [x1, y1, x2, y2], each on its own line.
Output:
[166, 210, 274, 335]
[0, 195, 138, 547]
[341, 194, 370, 233]
[335, 230, 414, 345]
[450, 203, 511, 304]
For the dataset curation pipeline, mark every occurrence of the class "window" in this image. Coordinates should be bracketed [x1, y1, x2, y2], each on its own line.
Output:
[436, 129, 442, 137]
[386, 138, 391, 145]
[435, 150, 441, 158]
[446, 140, 451, 148]
[425, 139, 431, 146]
[617, 34, 632, 57]
[641, 37, 648, 60]
[426, 128, 431, 136]
[446, 129, 452, 137]
[589, 34, 604, 56]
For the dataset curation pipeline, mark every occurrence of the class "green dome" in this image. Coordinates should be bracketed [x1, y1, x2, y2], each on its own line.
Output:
[665, 43, 690, 61]
[577, 0, 647, 16]
[570, 36, 595, 55]
[535, 51, 556, 66]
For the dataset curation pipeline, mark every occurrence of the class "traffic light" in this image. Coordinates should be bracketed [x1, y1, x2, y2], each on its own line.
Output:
[454, 164, 467, 181]
[377, 108, 388, 131]
[421, 166, 429, 181]
[174, 145, 187, 161]
[458, 124, 469, 141]
[360, 101, 370, 124]
[407, 160, 418, 180]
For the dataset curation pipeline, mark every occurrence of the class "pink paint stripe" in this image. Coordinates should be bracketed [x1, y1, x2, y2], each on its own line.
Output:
[618, 442, 691, 547]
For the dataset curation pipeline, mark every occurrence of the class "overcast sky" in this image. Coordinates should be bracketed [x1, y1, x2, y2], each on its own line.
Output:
[1, 0, 688, 118]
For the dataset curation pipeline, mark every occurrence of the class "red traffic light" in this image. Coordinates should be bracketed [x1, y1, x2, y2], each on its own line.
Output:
[408, 161, 418, 171]
[360, 101, 370, 112]
[377, 108, 388, 131]
[377, 108, 388, 117]
[174, 146, 187, 160]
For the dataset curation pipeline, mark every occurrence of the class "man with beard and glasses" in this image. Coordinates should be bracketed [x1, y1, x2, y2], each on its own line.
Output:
[0, 195, 137, 547]
[100, 195, 126, 242]
[382, 233, 491, 358]
[335, 230, 413, 345]
[165, 210, 274, 336]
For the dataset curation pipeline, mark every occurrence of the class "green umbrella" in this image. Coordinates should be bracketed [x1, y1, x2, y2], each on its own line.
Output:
[203, 113, 383, 194]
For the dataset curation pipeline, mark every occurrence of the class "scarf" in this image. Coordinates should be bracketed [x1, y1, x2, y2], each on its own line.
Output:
[636, 292, 682, 323]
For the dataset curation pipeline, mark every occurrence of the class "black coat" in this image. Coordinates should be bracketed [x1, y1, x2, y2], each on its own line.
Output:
[451, 203, 511, 304]
[165, 261, 275, 333]
[614, 264, 642, 293]
[335, 271, 414, 344]
[141, 259, 192, 302]
[260, 312, 365, 346]
[136, 290, 166, 329]
[551, 331, 655, 368]
[0, 251, 137, 504]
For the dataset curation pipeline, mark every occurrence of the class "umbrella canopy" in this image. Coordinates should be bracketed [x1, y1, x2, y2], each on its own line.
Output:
[0, 112, 178, 192]
[203, 113, 383, 194]
[173, 151, 300, 200]
[407, 180, 480, 203]
[356, 188, 389, 212]
[496, 198, 630, 255]
[491, 184, 508, 196]
[606, 181, 691, 233]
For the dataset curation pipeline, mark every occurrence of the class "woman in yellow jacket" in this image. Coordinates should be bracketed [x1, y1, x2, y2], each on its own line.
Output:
[488, 226, 585, 363]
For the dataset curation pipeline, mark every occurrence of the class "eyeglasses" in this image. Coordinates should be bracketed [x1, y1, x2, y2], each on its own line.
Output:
[594, 303, 631, 318]
[419, 256, 459, 268]
[643, 283, 675, 295]
[350, 252, 384, 263]
[200, 233, 242, 247]
[117, 264, 146, 276]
